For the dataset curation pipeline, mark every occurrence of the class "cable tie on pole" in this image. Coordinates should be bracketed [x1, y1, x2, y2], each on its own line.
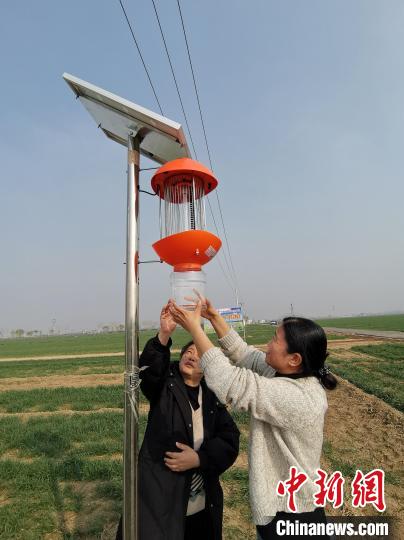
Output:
[124, 367, 147, 420]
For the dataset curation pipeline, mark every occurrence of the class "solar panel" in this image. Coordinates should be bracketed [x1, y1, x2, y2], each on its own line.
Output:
[63, 73, 190, 163]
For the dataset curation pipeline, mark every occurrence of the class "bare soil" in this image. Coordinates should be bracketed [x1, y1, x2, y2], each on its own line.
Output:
[0, 352, 124, 363]
[0, 373, 122, 391]
[0, 407, 122, 420]
[57, 481, 119, 539]
[327, 338, 384, 349]
[324, 378, 403, 516]
[0, 348, 182, 363]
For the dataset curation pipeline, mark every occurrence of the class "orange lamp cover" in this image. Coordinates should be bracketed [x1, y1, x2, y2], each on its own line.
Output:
[152, 230, 222, 271]
[151, 158, 218, 199]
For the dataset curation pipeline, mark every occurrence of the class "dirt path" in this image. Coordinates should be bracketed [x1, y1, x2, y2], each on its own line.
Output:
[0, 352, 125, 363]
[0, 404, 149, 420]
[0, 407, 123, 420]
[324, 327, 404, 340]
[0, 349, 184, 363]
[0, 373, 123, 391]
[327, 338, 384, 349]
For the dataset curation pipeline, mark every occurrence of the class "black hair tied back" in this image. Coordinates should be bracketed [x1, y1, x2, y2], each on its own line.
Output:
[282, 317, 338, 391]
[317, 355, 337, 390]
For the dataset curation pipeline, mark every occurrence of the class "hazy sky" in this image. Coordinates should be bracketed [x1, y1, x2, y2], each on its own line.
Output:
[1, 1, 403, 334]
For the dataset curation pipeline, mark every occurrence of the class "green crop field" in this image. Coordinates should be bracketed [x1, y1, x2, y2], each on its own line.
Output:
[0, 356, 124, 379]
[0, 323, 347, 361]
[0, 332, 137, 359]
[328, 343, 404, 412]
[0, 386, 123, 414]
[1, 322, 402, 538]
[316, 313, 404, 332]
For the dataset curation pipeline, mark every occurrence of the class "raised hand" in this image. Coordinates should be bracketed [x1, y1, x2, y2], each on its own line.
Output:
[158, 303, 176, 345]
[169, 299, 216, 357]
[200, 296, 218, 321]
[168, 299, 202, 333]
[185, 290, 218, 321]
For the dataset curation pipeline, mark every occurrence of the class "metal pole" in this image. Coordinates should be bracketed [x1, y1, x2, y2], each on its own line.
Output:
[123, 133, 140, 540]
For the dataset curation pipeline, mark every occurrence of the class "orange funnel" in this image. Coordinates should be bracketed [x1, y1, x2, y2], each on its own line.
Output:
[153, 230, 222, 271]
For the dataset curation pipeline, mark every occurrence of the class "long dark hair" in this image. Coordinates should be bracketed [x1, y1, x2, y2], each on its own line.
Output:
[282, 317, 337, 390]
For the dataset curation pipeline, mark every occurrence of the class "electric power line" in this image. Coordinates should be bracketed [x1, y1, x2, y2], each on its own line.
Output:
[206, 196, 241, 295]
[150, 0, 198, 159]
[118, 0, 164, 115]
[117, 0, 241, 301]
[176, 0, 242, 300]
[214, 190, 241, 293]
[176, 0, 213, 169]
[150, 0, 238, 296]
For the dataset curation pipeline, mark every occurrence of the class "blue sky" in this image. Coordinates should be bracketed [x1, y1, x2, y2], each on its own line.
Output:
[1, 1, 403, 334]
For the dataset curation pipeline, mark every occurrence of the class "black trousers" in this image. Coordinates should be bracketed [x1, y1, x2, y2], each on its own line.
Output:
[116, 508, 213, 540]
[184, 508, 213, 540]
[256, 508, 330, 539]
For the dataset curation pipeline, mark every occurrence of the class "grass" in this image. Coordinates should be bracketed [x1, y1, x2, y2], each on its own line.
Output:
[0, 355, 125, 379]
[352, 343, 404, 362]
[316, 314, 404, 332]
[0, 385, 124, 413]
[328, 347, 404, 412]
[0, 457, 124, 539]
[0, 412, 125, 456]
[0, 409, 251, 539]
[222, 466, 253, 538]
[0, 332, 128, 359]
[330, 362, 403, 412]
[0, 412, 128, 539]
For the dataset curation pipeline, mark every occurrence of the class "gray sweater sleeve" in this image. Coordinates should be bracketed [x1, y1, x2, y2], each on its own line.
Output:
[201, 347, 317, 429]
[218, 328, 276, 378]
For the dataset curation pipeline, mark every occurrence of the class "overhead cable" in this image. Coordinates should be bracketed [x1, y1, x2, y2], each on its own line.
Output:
[206, 197, 241, 295]
[118, 0, 164, 115]
[176, 0, 242, 299]
[176, 0, 213, 168]
[150, 0, 198, 159]
[117, 0, 240, 299]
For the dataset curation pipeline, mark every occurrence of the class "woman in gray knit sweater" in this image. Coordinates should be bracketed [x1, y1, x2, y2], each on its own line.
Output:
[169, 297, 337, 539]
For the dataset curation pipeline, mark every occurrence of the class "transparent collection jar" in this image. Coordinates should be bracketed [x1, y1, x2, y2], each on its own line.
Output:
[170, 270, 206, 310]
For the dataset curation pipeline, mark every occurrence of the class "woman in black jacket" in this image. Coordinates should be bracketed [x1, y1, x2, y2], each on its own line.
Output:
[117, 303, 240, 540]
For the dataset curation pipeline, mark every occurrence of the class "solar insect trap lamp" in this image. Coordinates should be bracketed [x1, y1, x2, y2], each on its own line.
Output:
[62, 73, 196, 540]
[150, 158, 222, 306]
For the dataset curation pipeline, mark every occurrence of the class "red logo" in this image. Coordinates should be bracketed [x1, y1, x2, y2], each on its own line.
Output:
[351, 469, 386, 512]
[276, 466, 308, 512]
[314, 469, 345, 508]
